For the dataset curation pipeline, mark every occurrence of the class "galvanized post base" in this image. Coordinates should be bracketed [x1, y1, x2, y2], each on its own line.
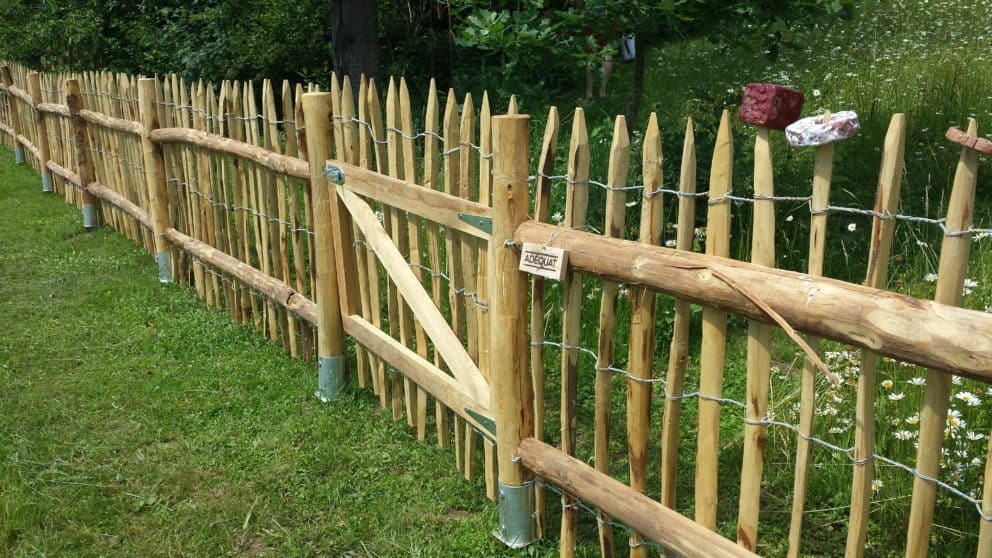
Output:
[315, 354, 346, 402]
[156, 252, 172, 283]
[81, 203, 98, 230]
[13, 147, 24, 164]
[493, 481, 536, 548]
[41, 172, 53, 193]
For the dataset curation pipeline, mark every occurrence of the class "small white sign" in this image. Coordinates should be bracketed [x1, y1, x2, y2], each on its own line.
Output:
[519, 242, 568, 281]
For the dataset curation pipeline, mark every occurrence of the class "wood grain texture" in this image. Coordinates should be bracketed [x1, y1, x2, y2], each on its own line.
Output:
[518, 438, 760, 558]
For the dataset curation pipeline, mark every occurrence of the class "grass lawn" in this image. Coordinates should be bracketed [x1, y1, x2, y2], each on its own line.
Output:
[0, 145, 561, 557]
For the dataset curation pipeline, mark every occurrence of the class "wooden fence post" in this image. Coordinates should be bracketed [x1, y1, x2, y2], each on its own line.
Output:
[65, 78, 99, 231]
[1, 66, 25, 164]
[302, 92, 348, 401]
[490, 114, 535, 548]
[27, 71, 54, 192]
[136, 77, 172, 281]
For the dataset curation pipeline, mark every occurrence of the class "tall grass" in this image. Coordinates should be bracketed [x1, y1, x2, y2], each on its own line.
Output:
[527, 0, 992, 554]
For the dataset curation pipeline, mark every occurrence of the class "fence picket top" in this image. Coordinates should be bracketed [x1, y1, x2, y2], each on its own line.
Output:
[906, 118, 980, 558]
[557, 106, 591, 558]
[660, 115, 697, 511]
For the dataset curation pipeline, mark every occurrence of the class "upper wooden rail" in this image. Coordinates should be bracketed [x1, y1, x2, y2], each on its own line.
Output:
[37, 102, 70, 117]
[516, 220, 992, 381]
[149, 127, 310, 179]
[79, 109, 142, 135]
[5, 84, 33, 105]
[335, 161, 493, 241]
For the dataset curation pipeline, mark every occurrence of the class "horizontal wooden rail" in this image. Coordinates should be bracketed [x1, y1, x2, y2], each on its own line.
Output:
[53, 156, 318, 338]
[37, 102, 70, 117]
[163, 228, 317, 324]
[16, 134, 40, 162]
[46, 160, 152, 228]
[150, 127, 310, 180]
[6, 84, 32, 105]
[516, 220, 992, 381]
[517, 437, 759, 558]
[89, 183, 152, 229]
[335, 161, 493, 241]
[343, 314, 495, 436]
[45, 159, 83, 188]
[80, 109, 142, 135]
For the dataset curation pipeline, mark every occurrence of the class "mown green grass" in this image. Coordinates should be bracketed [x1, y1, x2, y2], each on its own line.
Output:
[0, 145, 569, 557]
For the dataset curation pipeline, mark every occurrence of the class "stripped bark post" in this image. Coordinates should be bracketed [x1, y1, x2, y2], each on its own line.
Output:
[626, 113, 659, 558]
[459, 92, 480, 479]
[399, 77, 429, 440]
[66, 78, 101, 231]
[558, 107, 590, 557]
[490, 114, 535, 549]
[136, 78, 172, 280]
[478, 91, 497, 499]
[660, 117, 696, 509]
[737, 124, 776, 552]
[529, 106, 560, 530]
[343, 75, 373, 387]
[423, 79, 451, 447]
[695, 109, 733, 530]
[905, 119, 980, 558]
[593, 115, 632, 558]
[787, 109, 837, 558]
[366, 78, 391, 409]
[843, 113, 905, 558]
[27, 72, 55, 192]
[0, 66, 25, 164]
[385, 77, 411, 423]
[443, 88, 467, 468]
[302, 92, 348, 402]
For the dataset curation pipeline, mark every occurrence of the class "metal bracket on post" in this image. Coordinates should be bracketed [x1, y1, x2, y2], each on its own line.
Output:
[13, 146, 24, 164]
[316, 354, 346, 402]
[458, 213, 493, 234]
[156, 252, 172, 284]
[324, 164, 345, 185]
[81, 204, 98, 230]
[494, 480, 536, 548]
[41, 172, 53, 193]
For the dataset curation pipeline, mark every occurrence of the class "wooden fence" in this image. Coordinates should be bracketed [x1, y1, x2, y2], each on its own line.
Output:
[2, 60, 991, 557]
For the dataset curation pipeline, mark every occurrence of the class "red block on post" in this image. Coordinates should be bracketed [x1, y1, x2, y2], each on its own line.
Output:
[738, 83, 805, 130]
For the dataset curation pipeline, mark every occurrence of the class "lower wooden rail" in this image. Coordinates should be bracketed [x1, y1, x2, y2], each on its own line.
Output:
[16, 134, 40, 162]
[343, 314, 495, 438]
[517, 437, 759, 558]
[164, 228, 317, 325]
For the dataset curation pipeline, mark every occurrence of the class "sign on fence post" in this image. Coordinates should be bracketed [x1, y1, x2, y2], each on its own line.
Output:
[136, 78, 171, 278]
[65, 78, 100, 231]
[302, 92, 348, 402]
[490, 114, 536, 548]
[26, 72, 54, 192]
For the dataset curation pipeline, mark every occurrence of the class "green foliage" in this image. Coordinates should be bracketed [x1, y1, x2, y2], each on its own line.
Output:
[0, 0, 331, 83]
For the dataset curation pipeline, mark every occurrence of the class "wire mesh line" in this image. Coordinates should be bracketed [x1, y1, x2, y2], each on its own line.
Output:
[530, 173, 992, 237]
[532, 338, 992, 521]
[167, 177, 314, 236]
[406, 262, 489, 310]
[349, 241, 491, 310]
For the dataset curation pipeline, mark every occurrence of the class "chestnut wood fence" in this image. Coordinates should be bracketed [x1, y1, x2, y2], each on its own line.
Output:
[2, 60, 991, 557]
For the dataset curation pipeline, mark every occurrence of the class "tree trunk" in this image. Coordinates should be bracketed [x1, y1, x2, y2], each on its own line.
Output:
[625, 37, 646, 126]
[330, 0, 379, 85]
